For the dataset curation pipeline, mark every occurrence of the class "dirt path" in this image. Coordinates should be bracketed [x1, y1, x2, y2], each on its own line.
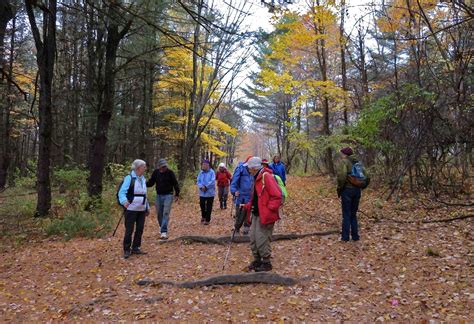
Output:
[0, 176, 472, 321]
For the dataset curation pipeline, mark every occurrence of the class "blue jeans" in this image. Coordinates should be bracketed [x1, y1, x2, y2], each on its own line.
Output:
[155, 194, 173, 234]
[341, 187, 361, 241]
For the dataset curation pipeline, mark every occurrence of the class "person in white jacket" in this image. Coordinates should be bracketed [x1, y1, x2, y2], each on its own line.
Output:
[118, 159, 150, 259]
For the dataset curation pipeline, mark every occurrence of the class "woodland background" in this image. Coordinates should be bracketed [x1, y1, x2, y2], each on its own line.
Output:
[0, 0, 472, 321]
[0, 0, 472, 265]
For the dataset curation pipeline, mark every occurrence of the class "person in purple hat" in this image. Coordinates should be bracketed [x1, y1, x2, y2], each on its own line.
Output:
[197, 159, 216, 225]
[336, 147, 370, 242]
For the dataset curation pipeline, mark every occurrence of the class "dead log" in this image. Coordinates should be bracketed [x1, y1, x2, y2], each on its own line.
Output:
[380, 214, 473, 224]
[137, 272, 305, 288]
[421, 214, 473, 223]
[159, 230, 339, 245]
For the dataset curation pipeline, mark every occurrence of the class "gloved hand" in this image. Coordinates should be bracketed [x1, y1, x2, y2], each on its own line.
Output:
[337, 188, 342, 198]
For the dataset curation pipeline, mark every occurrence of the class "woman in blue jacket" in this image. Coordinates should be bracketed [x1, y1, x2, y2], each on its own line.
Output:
[269, 155, 286, 185]
[230, 158, 253, 234]
[197, 160, 216, 225]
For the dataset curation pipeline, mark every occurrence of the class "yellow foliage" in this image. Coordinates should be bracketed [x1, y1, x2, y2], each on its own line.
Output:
[150, 126, 183, 141]
[204, 118, 238, 137]
[152, 41, 236, 154]
[200, 132, 227, 157]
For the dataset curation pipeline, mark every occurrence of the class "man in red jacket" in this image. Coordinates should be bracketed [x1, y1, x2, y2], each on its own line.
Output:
[244, 157, 282, 272]
[216, 163, 232, 209]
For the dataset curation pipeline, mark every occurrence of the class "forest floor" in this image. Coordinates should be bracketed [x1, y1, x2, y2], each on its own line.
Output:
[0, 176, 473, 321]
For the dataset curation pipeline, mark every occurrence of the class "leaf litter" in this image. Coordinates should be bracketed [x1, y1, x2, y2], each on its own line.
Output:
[0, 176, 472, 321]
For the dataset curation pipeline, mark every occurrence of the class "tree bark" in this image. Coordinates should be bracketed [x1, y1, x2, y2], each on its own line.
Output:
[25, 0, 57, 216]
[179, 0, 203, 181]
[159, 230, 340, 245]
[137, 272, 304, 288]
[87, 2, 131, 197]
[0, 1, 14, 189]
[339, 0, 348, 125]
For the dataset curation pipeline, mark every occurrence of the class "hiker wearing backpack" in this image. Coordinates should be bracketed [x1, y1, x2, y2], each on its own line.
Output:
[146, 159, 180, 240]
[263, 159, 287, 203]
[216, 163, 232, 210]
[336, 147, 370, 242]
[230, 156, 253, 235]
[197, 160, 216, 225]
[269, 155, 286, 186]
[118, 159, 150, 259]
[243, 157, 282, 272]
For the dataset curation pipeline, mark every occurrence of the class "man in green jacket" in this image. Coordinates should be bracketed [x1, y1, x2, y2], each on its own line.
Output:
[336, 147, 369, 242]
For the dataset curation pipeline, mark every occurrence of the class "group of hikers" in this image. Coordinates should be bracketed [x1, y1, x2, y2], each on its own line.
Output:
[117, 148, 369, 271]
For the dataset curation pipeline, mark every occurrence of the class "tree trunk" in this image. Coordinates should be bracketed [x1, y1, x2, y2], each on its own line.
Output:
[87, 2, 130, 197]
[339, 0, 348, 125]
[0, 1, 14, 189]
[25, 0, 57, 216]
[179, 0, 203, 181]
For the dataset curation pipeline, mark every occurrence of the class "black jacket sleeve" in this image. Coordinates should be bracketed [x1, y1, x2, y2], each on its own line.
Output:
[171, 171, 180, 196]
[146, 170, 157, 187]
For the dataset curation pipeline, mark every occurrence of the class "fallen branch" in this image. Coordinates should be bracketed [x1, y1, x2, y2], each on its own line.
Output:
[378, 214, 473, 224]
[421, 214, 473, 223]
[159, 230, 340, 245]
[434, 198, 474, 208]
[137, 272, 306, 288]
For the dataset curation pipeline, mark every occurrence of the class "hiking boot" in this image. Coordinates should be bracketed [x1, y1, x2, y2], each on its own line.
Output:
[201, 218, 205, 224]
[255, 261, 272, 272]
[124, 250, 131, 259]
[131, 248, 147, 255]
[203, 221, 210, 225]
[160, 232, 168, 240]
[248, 259, 261, 271]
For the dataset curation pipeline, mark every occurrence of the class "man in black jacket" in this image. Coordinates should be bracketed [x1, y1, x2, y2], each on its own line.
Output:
[147, 159, 180, 240]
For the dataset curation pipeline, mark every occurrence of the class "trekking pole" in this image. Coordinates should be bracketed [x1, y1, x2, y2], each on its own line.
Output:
[222, 205, 244, 271]
[112, 211, 124, 237]
[222, 227, 237, 271]
[229, 196, 235, 219]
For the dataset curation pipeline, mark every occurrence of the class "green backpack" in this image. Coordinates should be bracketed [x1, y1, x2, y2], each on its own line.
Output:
[262, 172, 288, 204]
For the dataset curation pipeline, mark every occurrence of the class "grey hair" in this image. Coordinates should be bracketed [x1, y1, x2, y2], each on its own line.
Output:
[131, 159, 147, 170]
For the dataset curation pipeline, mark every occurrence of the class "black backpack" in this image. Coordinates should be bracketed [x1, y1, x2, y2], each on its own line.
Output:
[116, 174, 136, 208]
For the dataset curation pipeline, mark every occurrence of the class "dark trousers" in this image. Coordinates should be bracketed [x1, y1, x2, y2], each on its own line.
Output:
[199, 197, 214, 222]
[341, 187, 361, 241]
[123, 210, 146, 251]
[218, 186, 229, 208]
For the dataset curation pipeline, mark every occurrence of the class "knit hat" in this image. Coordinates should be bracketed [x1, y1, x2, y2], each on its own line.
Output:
[247, 157, 262, 169]
[340, 147, 354, 156]
[202, 159, 210, 165]
[218, 163, 226, 168]
[158, 158, 168, 168]
[262, 159, 269, 165]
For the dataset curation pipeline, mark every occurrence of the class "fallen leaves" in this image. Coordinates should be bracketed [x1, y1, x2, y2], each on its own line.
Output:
[0, 176, 472, 321]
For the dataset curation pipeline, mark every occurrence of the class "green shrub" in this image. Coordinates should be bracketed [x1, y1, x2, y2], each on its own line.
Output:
[0, 192, 36, 219]
[53, 168, 89, 191]
[45, 186, 121, 240]
[107, 163, 131, 182]
[45, 208, 117, 240]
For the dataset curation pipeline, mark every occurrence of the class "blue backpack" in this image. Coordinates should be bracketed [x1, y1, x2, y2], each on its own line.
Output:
[347, 161, 369, 189]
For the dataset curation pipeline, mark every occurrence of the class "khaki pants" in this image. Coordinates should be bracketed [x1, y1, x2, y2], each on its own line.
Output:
[249, 213, 274, 261]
